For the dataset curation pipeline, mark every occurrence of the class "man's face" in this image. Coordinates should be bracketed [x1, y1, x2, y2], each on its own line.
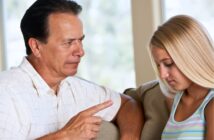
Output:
[38, 13, 85, 79]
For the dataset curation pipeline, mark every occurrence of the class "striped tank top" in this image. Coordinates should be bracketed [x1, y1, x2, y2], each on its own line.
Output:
[162, 89, 214, 140]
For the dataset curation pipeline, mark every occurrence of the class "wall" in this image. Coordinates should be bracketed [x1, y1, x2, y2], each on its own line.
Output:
[131, 0, 162, 86]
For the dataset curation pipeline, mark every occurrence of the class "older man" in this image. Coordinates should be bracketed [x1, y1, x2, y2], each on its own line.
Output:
[0, 0, 143, 139]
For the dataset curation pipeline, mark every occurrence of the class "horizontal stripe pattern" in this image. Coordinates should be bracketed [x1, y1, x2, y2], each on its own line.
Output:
[162, 116, 205, 139]
[162, 90, 214, 140]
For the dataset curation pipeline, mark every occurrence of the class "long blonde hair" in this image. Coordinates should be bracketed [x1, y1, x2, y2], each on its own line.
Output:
[149, 15, 214, 89]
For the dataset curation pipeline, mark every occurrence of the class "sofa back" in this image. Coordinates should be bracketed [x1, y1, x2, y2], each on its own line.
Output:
[124, 80, 169, 140]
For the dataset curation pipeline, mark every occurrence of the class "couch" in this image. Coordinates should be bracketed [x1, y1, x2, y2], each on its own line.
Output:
[97, 80, 170, 140]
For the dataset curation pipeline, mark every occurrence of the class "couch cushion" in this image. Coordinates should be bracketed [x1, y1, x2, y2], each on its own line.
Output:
[97, 121, 119, 140]
[124, 80, 169, 140]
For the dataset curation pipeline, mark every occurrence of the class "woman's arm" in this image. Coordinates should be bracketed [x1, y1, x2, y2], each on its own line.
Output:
[205, 98, 214, 140]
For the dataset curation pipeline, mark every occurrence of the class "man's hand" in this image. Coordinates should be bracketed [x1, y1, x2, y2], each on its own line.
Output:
[37, 100, 113, 140]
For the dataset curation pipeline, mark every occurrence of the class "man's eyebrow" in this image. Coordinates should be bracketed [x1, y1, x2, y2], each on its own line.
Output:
[65, 35, 85, 41]
[79, 34, 85, 40]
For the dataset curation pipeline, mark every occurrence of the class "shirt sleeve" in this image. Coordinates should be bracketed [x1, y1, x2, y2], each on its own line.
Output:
[66, 77, 122, 122]
[0, 91, 29, 139]
[93, 86, 121, 121]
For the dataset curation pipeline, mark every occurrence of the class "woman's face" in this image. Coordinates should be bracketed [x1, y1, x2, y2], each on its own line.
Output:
[151, 47, 192, 91]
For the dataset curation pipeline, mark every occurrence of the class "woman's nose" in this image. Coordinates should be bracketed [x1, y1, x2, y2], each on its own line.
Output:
[159, 66, 169, 79]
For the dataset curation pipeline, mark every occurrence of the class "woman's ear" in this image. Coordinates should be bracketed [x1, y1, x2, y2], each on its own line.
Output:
[28, 38, 42, 57]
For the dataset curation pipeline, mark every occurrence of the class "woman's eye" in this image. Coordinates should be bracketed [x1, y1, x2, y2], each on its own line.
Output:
[165, 62, 174, 67]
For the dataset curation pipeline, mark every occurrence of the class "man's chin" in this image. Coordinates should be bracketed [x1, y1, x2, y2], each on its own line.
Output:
[66, 70, 78, 77]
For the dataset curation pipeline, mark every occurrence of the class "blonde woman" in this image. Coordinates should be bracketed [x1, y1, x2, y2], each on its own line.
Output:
[149, 15, 214, 140]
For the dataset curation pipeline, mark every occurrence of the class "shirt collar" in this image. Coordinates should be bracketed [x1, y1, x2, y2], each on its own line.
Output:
[19, 57, 54, 96]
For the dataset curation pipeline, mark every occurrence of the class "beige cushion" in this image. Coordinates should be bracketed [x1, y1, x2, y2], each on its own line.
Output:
[97, 121, 119, 140]
[137, 80, 169, 140]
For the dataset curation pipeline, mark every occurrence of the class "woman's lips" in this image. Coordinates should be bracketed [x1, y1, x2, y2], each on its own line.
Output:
[167, 80, 175, 86]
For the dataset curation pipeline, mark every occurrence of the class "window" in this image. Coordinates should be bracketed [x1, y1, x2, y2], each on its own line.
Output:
[163, 0, 214, 39]
[3, 0, 35, 68]
[3, 0, 135, 92]
[77, 0, 135, 92]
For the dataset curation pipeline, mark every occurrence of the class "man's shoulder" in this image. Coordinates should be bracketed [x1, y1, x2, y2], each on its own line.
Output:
[0, 67, 27, 86]
[0, 68, 17, 78]
[66, 76, 100, 87]
[65, 76, 118, 94]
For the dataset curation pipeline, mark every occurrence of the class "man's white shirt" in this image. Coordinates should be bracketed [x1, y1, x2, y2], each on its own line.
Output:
[0, 58, 121, 139]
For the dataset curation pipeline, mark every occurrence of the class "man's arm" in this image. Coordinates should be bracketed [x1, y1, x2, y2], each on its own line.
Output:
[115, 94, 144, 140]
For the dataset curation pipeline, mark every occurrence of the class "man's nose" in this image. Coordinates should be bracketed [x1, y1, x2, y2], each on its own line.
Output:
[74, 40, 84, 57]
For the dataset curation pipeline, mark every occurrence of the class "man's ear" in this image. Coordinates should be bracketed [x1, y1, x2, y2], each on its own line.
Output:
[28, 38, 42, 57]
